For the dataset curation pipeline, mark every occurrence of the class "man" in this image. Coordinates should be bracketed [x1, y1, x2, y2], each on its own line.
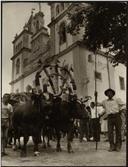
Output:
[86, 106, 92, 140]
[79, 114, 90, 142]
[100, 110, 108, 142]
[42, 84, 53, 102]
[41, 84, 54, 142]
[1, 94, 13, 156]
[100, 88, 125, 152]
[41, 84, 53, 118]
[89, 102, 101, 142]
[79, 98, 90, 142]
[61, 88, 69, 102]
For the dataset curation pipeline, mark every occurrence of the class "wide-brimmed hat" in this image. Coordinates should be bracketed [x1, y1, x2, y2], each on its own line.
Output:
[104, 88, 115, 96]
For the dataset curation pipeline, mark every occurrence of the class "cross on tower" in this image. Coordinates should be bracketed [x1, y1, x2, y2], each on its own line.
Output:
[31, 8, 35, 15]
[38, 3, 41, 12]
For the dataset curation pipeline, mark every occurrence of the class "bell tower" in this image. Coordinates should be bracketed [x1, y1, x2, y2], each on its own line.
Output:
[10, 5, 49, 93]
[30, 5, 49, 61]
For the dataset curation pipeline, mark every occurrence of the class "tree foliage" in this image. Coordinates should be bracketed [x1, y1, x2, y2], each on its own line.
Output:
[67, 2, 127, 66]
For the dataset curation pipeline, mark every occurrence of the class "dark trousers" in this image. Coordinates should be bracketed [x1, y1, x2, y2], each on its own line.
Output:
[79, 119, 89, 141]
[91, 118, 100, 141]
[108, 113, 122, 148]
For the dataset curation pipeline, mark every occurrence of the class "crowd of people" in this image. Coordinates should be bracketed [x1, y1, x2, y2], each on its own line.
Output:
[1, 84, 126, 156]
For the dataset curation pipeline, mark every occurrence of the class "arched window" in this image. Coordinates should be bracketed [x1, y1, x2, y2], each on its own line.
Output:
[88, 54, 93, 62]
[60, 3, 64, 11]
[59, 22, 66, 45]
[36, 20, 40, 32]
[56, 5, 60, 16]
[23, 58, 28, 67]
[20, 41, 23, 49]
[16, 58, 20, 74]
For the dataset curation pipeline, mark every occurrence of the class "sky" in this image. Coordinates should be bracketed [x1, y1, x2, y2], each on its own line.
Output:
[2, 2, 51, 95]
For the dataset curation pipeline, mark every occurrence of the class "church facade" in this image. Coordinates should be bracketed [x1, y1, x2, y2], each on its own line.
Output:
[10, 3, 126, 102]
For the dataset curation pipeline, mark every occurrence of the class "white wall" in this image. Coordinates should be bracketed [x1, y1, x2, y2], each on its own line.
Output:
[114, 64, 126, 102]
[86, 52, 116, 102]
[24, 71, 37, 91]
[13, 80, 22, 93]
[58, 51, 73, 66]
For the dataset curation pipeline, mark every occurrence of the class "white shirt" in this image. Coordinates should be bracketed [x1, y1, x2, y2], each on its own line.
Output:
[102, 98, 125, 115]
[2, 102, 13, 119]
[61, 93, 69, 102]
[91, 107, 100, 119]
[43, 92, 50, 100]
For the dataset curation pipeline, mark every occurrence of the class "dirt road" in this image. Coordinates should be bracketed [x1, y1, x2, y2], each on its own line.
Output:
[2, 136, 126, 166]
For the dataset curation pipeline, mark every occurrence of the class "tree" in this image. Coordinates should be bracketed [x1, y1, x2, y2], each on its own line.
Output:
[67, 2, 127, 66]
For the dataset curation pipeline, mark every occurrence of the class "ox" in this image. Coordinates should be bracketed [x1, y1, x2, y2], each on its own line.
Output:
[9, 93, 44, 157]
[40, 94, 89, 153]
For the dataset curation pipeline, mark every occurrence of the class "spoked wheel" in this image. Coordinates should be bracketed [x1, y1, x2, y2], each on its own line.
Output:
[44, 65, 76, 96]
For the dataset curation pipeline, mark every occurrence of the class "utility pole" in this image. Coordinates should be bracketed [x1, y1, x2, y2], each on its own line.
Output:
[106, 53, 111, 88]
[94, 52, 98, 150]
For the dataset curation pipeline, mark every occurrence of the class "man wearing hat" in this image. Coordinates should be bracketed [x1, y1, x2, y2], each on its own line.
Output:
[100, 88, 125, 152]
[61, 87, 69, 102]
[41, 84, 53, 108]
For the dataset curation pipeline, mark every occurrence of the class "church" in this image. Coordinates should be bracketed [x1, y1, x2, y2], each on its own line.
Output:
[10, 3, 126, 102]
